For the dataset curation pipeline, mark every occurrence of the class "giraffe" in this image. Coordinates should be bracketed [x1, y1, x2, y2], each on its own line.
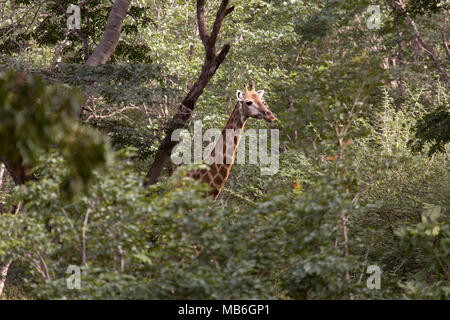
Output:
[187, 84, 276, 200]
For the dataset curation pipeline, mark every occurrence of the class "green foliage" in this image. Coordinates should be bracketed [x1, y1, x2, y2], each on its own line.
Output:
[409, 106, 450, 156]
[91, 119, 158, 160]
[349, 92, 450, 299]
[0, 69, 79, 165]
[55, 62, 179, 160]
[0, 69, 111, 197]
[396, 204, 450, 299]
[58, 62, 171, 105]
[0, 151, 378, 299]
[0, 0, 153, 63]
[404, 0, 450, 17]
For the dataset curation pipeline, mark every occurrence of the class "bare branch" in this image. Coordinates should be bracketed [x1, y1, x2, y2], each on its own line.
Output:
[225, 5, 234, 16]
[118, 245, 125, 273]
[217, 43, 230, 64]
[442, 32, 450, 62]
[0, 163, 5, 190]
[357, 242, 374, 284]
[0, 260, 12, 298]
[210, 0, 231, 47]
[81, 207, 91, 265]
[197, 0, 208, 47]
[289, 40, 304, 73]
[78, 0, 95, 7]
[393, 0, 448, 84]
[36, 250, 51, 281]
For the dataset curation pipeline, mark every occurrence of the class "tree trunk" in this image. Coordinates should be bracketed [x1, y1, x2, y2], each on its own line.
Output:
[144, 0, 234, 186]
[0, 163, 4, 190]
[0, 260, 12, 299]
[0, 157, 32, 186]
[85, 0, 131, 66]
[0, 158, 31, 298]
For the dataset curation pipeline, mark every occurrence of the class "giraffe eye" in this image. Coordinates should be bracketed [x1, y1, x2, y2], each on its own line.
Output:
[245, 101, 252, 106]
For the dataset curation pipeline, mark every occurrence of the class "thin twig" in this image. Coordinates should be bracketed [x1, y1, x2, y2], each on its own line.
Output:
[81, 207, 91, 265]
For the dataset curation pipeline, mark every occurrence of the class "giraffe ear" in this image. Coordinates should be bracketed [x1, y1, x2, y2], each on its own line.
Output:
[256, 90, 264, 98]
[236, 90, 244, 101]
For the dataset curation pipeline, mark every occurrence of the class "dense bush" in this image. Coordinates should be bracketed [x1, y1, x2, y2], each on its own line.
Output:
[2, 88, 448, 299]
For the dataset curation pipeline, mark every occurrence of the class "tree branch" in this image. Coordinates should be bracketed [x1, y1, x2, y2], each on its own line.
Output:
[0, 260, 12, 298]
[144, 0, 234, 186]
[210, 0, 231, 47]
[81, 207, 91, 265]
[393, 0, 448, 84]
[196, 0, 208, 47]
[217, 43, 230, 64]
[442, 32, 450, 62]
[86, 0, 132, 66]
[0, 163, 5, 191]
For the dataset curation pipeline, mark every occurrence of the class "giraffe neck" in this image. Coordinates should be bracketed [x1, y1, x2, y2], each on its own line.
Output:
[198, 101, 247, 199]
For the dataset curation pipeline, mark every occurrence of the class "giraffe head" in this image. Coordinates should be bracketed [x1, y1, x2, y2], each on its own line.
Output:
[236, 84, 276, 123]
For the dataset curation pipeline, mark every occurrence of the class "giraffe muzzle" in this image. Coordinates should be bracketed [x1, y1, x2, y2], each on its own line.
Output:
[263, 110, 276, 122]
